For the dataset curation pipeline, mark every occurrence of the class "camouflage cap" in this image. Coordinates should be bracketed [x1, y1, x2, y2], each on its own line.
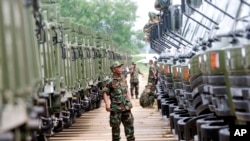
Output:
[110, 61, 123, 71]
[132, 62, 136, 65]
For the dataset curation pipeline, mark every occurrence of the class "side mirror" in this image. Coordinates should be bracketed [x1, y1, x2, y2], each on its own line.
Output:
[168, 5, 183, 33]
[154, 0, 172, 11]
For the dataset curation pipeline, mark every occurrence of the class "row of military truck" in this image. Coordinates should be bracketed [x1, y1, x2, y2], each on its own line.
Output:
[0, 0, 132, 141]
[145, 0, 250, 141]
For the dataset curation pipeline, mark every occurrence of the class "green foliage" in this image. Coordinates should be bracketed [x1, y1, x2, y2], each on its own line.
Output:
[132, 56, 148, 74]
[57, 0, 144, 54]
[137, 63, 149, 74]
[132, 56, 144, 62]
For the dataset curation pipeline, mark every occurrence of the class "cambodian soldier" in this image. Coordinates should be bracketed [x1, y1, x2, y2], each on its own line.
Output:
[129, 62, 144, 99]
[148, 60, 157, 84]
[154, 61, 159, 85]
[139, 83, 156, 108]
[121, 68, 129, 89]
[102, 61, 135, 141]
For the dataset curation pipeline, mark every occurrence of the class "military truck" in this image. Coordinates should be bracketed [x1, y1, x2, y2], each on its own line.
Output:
[146, 0, 250, 141]
[0, 0, 130, 140]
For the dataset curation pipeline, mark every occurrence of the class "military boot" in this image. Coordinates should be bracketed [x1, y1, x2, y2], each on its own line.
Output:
[127, 136, 135, 141]
[135, 87, 139, 99]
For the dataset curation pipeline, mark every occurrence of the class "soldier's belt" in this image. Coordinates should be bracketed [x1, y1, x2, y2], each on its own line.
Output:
[111, 110, 131, 114]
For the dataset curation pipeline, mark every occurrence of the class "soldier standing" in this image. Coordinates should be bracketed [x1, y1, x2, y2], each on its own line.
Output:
[102, 61, 135, 141]
[148, 60, 157, 84]
[154, 61, 159, 85]
[129, 62, 144, 99]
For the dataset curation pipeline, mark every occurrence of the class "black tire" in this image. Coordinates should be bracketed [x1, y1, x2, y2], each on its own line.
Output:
[37, 135, 48, 141]
[53, 121, 64, 132]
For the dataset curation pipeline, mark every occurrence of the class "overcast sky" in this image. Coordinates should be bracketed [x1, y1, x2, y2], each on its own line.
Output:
[132, 0, 158, 31]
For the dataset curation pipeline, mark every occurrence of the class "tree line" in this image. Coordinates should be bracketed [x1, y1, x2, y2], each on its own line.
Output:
[58, 0, 145, 54]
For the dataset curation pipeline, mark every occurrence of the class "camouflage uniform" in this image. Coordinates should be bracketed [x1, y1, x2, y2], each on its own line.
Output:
[139, 83, 156, 108]
[121, 69, 129, 90]
[148, 64, 156, 84]
[154, 61, 159, 85]
[129, 66, 142, 99]
[103, 75, 135, 141]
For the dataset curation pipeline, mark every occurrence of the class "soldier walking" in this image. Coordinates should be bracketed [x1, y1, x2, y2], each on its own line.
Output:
[129, 62, 144, 99]
[102, 61, 135, 141]
[148, 60, 157, 84]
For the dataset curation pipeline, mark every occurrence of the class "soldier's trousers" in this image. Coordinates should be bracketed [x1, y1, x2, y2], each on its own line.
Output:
[109, 110, 135, 141]
[130, 82, 139, 98]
